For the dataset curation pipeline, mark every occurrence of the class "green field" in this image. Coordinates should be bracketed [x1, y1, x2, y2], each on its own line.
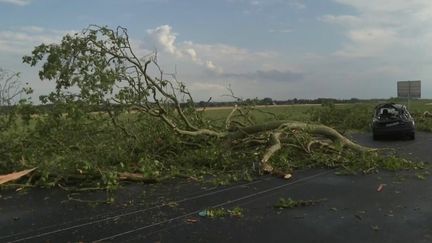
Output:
[202, 101, 432, 132]
[202, 104, 320, 123]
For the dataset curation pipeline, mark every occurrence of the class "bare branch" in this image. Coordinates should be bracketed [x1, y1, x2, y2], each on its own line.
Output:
[225, 105, 238, 130]
[0, 70, 23, 106]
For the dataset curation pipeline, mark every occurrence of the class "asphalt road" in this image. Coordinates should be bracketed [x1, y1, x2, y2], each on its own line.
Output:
[1, 132, 431, 243]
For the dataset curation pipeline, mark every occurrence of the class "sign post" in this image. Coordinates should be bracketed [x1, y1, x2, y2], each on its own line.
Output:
[397, 80, 421, 109]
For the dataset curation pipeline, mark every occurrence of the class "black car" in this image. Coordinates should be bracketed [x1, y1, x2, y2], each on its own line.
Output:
[372, 103, 415, 140]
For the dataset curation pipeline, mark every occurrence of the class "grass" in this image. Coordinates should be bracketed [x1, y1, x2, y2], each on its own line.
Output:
[1, 99, 431, 189]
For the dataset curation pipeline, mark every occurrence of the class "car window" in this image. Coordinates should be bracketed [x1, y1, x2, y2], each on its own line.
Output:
[379, 107, 398, 116]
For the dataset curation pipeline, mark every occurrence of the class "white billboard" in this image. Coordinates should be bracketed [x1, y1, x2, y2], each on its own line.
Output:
[397, 80, 421, 98]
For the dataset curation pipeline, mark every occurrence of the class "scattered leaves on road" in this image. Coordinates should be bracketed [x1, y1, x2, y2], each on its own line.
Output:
[371, 225, 380, 231]
[198, 206, 244, 218]
[274, 197, 327, 209]
[377, 184, 386, 192]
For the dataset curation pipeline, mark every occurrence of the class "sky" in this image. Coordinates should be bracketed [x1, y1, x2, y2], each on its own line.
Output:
[0, 0, 431, 102]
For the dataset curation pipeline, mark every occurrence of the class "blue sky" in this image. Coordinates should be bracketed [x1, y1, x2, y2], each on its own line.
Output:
[1, 0, 431, 102]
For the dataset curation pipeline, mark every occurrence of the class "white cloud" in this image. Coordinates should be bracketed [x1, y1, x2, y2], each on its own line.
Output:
[319, 15, 361, 27]
[347, 28, 398, 43]
[242, 0, 305, 9]
[332, 0, 432, 13]
[19, 26, 45, 33]
[189, 82, 225, 92]
[227, 0, 306, 14]
[145, 26, 219, 75]
[185, 48, 198, 61]
[205, 61, 217, 71]
[0, 0, 32, 6]
[222, 69, 303, 82]
[182, 42, 275, 62]
[0, 27, 77, 54]
[147, 25, 223, 72]
[142, 24, 306, 100]
[147, 25, 178, 56]
[326, 0, 432, 59]
[269, 28, 293, 33]
[288, 1, 306, 9]
[182, 41, 285, 75]
[334, 28, 401, 58]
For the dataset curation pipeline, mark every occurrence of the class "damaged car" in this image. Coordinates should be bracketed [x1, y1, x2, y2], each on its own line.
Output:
[372, 103, 415, 140]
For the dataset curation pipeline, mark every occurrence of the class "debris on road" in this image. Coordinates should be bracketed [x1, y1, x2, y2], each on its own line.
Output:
[274, 197, 327, 209]
[198, 207, 244, 218]
[185, 218, 199, 224]
[0, 168, 37, 185]
[376, 184, 386, 192]
[371, 225, 380, 231]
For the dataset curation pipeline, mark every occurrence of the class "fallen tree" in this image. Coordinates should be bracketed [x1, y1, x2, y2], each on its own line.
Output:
[22, 25, 378, 180]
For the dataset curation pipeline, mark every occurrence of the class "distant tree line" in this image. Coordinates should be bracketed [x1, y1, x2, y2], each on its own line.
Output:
[0, 96, 424, 115]
[196, 97, 386, 108]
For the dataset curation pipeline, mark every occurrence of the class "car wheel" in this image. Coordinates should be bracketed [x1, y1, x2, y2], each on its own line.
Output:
[409, 132, 415, 140]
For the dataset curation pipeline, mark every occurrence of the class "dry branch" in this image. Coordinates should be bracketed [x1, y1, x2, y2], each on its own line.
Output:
[0, 168, 37, 185]
[117, 172, 158, 183]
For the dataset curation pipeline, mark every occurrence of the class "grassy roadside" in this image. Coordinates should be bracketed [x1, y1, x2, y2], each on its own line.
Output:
[1, 100, 431, 190]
